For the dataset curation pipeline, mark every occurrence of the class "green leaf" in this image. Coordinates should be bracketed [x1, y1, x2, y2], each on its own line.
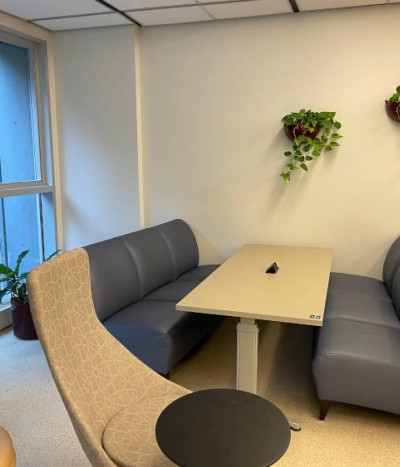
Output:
[331, 133, 343, 139]
[325, 145, 333, 151]
[306, 156, 313, 161]
[0, 264, 13, 275]
[312, 150, 320, 157]
[14, 250, 29, 275]
[333, 121, 342, 129]
[319, 112, 330, 118]
[330, 141, 340, 147]
[294, 135, 306, 145]
[300, 163, 308, 171]
[287, 163, 296, 170]
[284, 151, 292, 157]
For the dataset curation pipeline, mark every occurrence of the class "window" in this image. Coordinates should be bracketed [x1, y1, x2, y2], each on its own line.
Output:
[0, 32, 56, 312]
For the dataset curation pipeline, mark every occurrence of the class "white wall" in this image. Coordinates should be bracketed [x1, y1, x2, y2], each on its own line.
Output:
[140, 4, 400, 278]
[54, 26, 141, 249]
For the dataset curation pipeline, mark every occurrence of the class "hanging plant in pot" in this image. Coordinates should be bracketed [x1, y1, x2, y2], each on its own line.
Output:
[280, 109, 342, 183]
[0, 249, 58, 340]
[385, 85, 400, 122]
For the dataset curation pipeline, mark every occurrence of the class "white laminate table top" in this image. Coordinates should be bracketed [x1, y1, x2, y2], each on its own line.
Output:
[177, 243, 333, 326]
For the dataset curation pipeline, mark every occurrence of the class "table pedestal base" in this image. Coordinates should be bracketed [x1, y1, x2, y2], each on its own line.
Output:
[236, 318, 259, 393]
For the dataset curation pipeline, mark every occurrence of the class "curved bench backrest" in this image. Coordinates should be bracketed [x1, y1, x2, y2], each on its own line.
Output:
[27, 248, 176, 466]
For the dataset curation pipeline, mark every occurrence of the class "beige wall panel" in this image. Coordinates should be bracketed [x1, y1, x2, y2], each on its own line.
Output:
[54, 26, 141, 249]
[140, 4, 400, 278]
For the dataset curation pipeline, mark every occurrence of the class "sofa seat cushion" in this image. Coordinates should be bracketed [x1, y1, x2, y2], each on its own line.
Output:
[143, 281, 200, 302]
[103, 389, 189, 467]
[177, 265, 219, 282]
[324, 289, 400, 329]
[328, 272, 390, 302]
[312, 318, 400, 414]
[103, 301, 220, 375]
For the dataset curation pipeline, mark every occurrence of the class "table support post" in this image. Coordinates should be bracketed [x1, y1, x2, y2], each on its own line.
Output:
[236, 318, 259, 394]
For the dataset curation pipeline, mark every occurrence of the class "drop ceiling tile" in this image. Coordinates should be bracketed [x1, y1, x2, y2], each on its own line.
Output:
[0, 0, 109, 20]
[33, 13, 132, 31]
[126, 6, 212, 25]
[195, 0, 241, 2]
[297, 0, 387, 11]
[196, 0, 241, 4]
[107, 0, 196, 9]
[204, 0, 293, 19]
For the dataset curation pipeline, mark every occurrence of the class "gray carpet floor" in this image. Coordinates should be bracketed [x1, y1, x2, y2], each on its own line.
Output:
[1, 317, 399, 466]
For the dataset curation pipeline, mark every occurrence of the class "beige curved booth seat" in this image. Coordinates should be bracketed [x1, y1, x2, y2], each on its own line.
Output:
[27, 249, 189, 466]
[0, 426, 16, 467]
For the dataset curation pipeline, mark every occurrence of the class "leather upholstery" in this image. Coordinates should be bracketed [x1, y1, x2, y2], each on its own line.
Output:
[143, 281, 200, 302]
[83, 238, 140, 322]
[177, 264, 219, 282]
[383, 235, 400, 294]
[313, 318, 400, 415]
[389, 267, 400, 320]
[155, 219, 199, 279]
[312, 235, 400, 417]
[104, 301, 218, 374]
[120, 229, 174, 299]
[84, 220, 221, 375]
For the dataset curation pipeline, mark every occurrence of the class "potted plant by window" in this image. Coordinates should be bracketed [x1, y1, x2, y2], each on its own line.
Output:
[280, 109, 342, 183]
[385, 85, 400, 122]
[0, 249, 58, 340]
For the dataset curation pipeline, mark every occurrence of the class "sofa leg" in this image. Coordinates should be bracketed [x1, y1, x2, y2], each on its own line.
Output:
[319, 400, 331, 420]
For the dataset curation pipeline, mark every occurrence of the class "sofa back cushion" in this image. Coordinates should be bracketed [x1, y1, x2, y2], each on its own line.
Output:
[156, 219, 199, 279]
[84, 239, 140, 321]
[383, 235, 400, 295]
[120, 227, 174, 298]
[389, 267, 400, 321]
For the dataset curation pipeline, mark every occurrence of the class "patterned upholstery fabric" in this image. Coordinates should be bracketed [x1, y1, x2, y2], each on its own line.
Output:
[27, 248, 189, 466]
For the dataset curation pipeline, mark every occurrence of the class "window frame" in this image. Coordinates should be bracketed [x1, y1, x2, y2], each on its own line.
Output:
[0, 31, 52, 197]
[0, 12, 63, 320]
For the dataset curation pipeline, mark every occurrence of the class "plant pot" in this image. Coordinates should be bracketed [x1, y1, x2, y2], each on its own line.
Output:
[385, 100, 400, 122]
[11, 301, 38, 340]
[284, 124, 320, 141]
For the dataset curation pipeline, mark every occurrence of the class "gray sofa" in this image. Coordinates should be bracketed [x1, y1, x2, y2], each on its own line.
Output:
[83, 219, 221, 376]
[312, 236, 400, 419]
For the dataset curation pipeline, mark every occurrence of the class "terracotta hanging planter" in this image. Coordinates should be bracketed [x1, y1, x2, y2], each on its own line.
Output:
[385, 100, 400, 122]
[284, 124, 321, 142]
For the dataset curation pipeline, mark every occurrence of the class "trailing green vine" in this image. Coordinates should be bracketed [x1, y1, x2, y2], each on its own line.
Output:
[280, 109, 342, 183]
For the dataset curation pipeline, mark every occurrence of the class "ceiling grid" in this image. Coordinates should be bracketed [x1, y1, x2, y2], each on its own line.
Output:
[0, 0, 398, 30]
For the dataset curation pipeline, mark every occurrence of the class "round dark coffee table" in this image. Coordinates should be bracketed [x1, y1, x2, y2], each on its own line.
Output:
[155, 388, 291, 467]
